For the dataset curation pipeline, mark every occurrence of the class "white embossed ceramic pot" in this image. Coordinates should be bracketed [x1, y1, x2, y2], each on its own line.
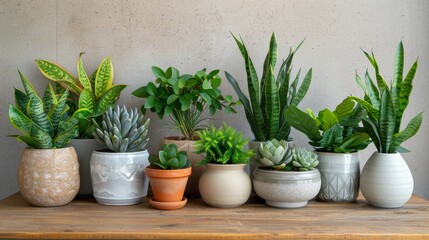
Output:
[316, 151, 360, 202]
[360, 152, 414, 208]
[253, 167, 321, 208]
[90, 149, 150, 205]
[199, 164, 251, 208]
[17, 146, 80, 207]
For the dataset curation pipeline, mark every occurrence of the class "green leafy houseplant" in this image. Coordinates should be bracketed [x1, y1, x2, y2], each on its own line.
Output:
[92, 105, 150, 152]
[35, 53, 126, 138]
[225, 33, 312, 141]
[9, 70, 87, 149]
[132, 67, 238, 140]
[150, 144, 191, 169]
[195, 124, 254, 165]
[284, 98, 371, 153]
[350, 42, 423, 153]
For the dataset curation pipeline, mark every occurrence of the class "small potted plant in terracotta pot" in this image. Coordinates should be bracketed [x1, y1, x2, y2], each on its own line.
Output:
[195, 124, 254, 208]
[146, 144, 192, 210]
[90, 105, 151, 206]
[252, 140, 321, 208]
[132, 66, 238, 197]
[36, 53, 126, 197]
[8, 70, 88, 207]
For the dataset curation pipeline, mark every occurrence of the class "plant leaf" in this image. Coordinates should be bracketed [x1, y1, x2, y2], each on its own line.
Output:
[35, 59, 77, 83]
[389, 112, 422, 153]
[14, 88, 29, 115]
[396, 59, 418, 132]
[290, 68, 312, 106]
[95, 57, 114, 99]
[333, 98, 355, 122]
[93, 84, 126, 117]
[78, 88, 95, 114]
[27, 96, 53, 136]
[364, 71, 380, 109]
[9, 105, 33, 135]
[379, 90, 396, 153]
[284, 105, 321, 142]
[77, 52, 92, 92]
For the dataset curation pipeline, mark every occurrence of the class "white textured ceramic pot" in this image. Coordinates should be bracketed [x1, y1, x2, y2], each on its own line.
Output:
[18, 147, 80, 207]
[316, 152, 360, 202]
[199, 164, 251, 208]
[69, 139, 105, 196]
[253, 167, 321, 208]
[90, 150, 150, 205]
[160, 137, 204, 198]
[360, 152, 414, 208]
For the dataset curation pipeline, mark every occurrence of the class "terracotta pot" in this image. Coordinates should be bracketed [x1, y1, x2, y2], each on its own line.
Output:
[199, 164, 251, 208]
[160, 137, 204, 197]
[17, 147, 80, 207]
[69, 139, 105, 197]
[90, 150, 150, 205]
[145, 166, 191, 203]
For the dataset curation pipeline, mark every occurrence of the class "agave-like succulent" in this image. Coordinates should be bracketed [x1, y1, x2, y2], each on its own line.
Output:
[292, 147, 319, 171]
[93, 105, 150, 152]
[256, 139, 293, 170]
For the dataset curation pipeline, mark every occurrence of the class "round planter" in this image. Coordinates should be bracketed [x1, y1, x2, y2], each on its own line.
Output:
[90, 150, 150, 205]
[360, 152, 413, 208]
[316, 151, 360, 202]
[160, 137, 204, 198]
[199, 164, 251, 208]
[253, 167, 321, 208]
[69, 139, 105, 197]
[146, 166, 191, 210]
[17, 147, 80, 207]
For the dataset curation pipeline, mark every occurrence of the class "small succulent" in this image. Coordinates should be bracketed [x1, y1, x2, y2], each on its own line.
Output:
[256, 139, 293, 170]
[150, 144, 191, 170]
[93, 105, 150, 152]
[291, 147, 319, 171]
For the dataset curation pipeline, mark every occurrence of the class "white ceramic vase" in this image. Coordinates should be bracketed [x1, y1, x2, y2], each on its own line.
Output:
[360, 152, 414, 208]
[199, 164, 251, 208]
[90, 150, 150, 205]
[253, 167, 321, 208]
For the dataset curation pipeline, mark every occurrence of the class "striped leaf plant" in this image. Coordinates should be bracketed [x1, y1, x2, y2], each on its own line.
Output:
[350, 42, 423, 153]
[9, 70, 90, 149]
[35, 53, 126, 138]
[225, 33, 312, 142]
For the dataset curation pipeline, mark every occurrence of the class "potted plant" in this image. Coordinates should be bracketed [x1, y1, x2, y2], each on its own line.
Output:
[252, 140, 321, 208]
[146, 144, 192, 210]
[225, 33, 313, 175]
[132, 67, 237, 197]
[350, 42, 422, 208]
[8, 70, 86, 206]
[195, 124, 254, 208]
[90, 105, 151, 205]
[36, 53, 126, 196]
[284, 98, 371, 202]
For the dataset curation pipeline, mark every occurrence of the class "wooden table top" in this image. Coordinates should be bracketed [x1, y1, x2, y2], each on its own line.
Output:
[0, 193, 428, 239]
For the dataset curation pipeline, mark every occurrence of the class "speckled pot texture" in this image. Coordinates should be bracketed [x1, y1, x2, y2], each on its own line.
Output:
[253, 167, 321, 208]
[17, 147, 80, 207]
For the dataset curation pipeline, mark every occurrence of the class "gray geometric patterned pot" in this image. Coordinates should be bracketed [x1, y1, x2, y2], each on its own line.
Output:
[316, 151, 360, 202]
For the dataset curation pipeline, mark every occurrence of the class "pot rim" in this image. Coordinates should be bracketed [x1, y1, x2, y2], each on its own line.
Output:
[145, 166, 192, 178]
[255, 166, 319, 175]
[205, 163, 248, 170]
[23, 146, 75, 151]
[92, 149, 149, 156]
[163, 136, 200, 141]
[314, 151, 360, 156]
[249, 139, 293, 143]
[371, 151, 401, 156]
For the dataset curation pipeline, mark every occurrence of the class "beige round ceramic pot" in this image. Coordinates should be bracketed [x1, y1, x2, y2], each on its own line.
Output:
[160, 137, 205, 197]
[17, 146, 80, 207]
[199, 164, 251, 208]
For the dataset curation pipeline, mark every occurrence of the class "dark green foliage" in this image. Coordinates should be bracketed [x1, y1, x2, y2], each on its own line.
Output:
[351, 42, 422, 153]
[225, 33, 312, 141]
[195, 124, 254, 165]
[132, 67, 238, 140]
[150, 144, 191, 170]
[284, 98, 371, 153]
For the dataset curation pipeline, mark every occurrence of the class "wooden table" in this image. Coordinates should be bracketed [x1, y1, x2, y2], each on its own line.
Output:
[0, 193, 428, 239]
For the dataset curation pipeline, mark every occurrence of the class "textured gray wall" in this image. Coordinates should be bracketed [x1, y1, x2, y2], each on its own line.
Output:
[1, 0, 428, 200]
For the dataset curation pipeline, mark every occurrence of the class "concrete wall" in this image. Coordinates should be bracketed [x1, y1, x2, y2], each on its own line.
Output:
[1, 0, 428, 200]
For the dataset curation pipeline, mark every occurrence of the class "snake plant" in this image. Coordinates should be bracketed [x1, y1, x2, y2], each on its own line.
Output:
[8, 70, 88, 149]
[150, 144, 191, 170]
[256, 139, 293, 170]
[225, 33, 312, 142]
[35, 53, 126, 138]
[350, 41, 423, 153]
[291, 147, 319, 171]
[93, 105, 150, 153]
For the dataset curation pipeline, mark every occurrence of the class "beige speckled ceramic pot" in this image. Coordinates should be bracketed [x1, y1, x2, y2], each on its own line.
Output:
[17, 147, 80, 207]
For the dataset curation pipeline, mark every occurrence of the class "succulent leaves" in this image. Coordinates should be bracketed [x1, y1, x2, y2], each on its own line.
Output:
[256, 139, 293, 170]
[93, 105, 150, 152]
[150, 144, 191, 170]
[291, 147, 319, 171]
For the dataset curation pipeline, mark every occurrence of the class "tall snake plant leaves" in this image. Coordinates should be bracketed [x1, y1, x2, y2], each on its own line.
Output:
[9, 70, 82, 149]
[226, 33, 312, 142]
[351, 41, 422, 153]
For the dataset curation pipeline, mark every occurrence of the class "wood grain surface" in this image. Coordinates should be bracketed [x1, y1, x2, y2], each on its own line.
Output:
[0, 193, 428, 239]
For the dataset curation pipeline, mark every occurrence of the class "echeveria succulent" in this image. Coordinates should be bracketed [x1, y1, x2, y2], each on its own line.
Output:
[292, 147, 319, 171]
[256, 139, 293, 170]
